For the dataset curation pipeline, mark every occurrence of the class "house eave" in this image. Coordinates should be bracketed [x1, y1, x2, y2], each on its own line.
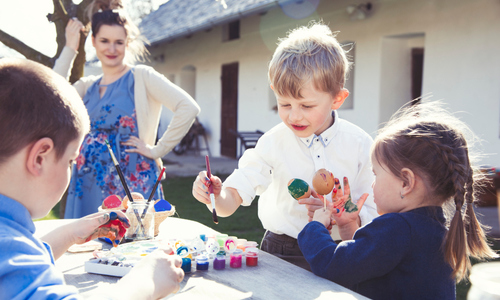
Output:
[147, 0, 291, 47]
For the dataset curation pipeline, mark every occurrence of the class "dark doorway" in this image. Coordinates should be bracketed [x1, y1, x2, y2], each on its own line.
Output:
[220, 62, 238, 158]
[411, 48, 424, 105]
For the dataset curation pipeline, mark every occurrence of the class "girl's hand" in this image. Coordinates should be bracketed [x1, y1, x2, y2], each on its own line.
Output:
[192, 171, 222, 205]
[65, 18, 84, 51]
[123, 136, 154, 159]
[73, 211, 130, 247]
[331, 177, 369, 240]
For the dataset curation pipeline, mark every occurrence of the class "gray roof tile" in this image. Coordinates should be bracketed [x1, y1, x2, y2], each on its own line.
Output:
[140, 0, 285, 45]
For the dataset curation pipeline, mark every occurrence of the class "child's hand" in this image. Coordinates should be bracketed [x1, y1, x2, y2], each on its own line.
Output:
[112, 247, 184, 298]
[74, 211, 130, 247]
[192, 171, 222, 205]
[312, 206, 332, 228]
[298, 189, 323, 221]
[331, 177, 369, 240]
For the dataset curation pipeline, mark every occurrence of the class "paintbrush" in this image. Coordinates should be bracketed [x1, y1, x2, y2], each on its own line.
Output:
[205, 155, 219, 224]
[141, 167, 166, 218]
[104, 140, 146, 235]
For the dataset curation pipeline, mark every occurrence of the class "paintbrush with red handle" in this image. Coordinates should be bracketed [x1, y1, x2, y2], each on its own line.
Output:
[205, 155, 219, 224]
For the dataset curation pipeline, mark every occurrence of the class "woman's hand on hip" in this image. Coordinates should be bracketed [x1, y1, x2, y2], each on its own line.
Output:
[123, 136, 154, 159]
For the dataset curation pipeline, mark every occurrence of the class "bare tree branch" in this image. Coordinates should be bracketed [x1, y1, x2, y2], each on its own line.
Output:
[0, 29, 52, 66]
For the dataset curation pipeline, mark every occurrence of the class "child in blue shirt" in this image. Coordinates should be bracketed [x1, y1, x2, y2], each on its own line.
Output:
[298, 101, 498, 299]
[0, 58, 184, 300]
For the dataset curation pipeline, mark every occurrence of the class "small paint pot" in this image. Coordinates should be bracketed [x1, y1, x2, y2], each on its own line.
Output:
[224, 236, 237, 254]
[236, 238, 247, 251]
[229, 249, 243, 268]
[176, 246, 189, 258]
[196, 254, 209, 271]
[213, 251, 226, 270]
[174, 240, 186, 249]
[245, 247, 259, 267]
[205, 238, 220, 257]
[216, 234, 228, 248]
[181, 257, 192, 273]
[245, 241, 258, 249]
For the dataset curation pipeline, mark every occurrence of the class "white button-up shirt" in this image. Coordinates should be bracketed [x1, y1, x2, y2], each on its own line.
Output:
[224, 111, 378, 239]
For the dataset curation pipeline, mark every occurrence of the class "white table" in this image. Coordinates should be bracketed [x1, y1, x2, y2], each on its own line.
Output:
[35, 217, 368, 300]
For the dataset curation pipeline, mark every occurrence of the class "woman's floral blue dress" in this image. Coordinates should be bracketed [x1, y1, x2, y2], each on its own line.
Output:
[64, 69, 164, 218]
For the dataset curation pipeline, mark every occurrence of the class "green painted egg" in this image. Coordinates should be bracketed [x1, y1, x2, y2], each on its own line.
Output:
[287, 178, 311, 200]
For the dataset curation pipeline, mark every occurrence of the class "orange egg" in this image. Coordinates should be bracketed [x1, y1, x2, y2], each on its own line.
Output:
[312, 168, 335, 195]
[122, 192, 145, 209]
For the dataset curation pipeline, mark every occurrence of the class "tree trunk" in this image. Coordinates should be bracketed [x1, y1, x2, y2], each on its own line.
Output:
[0, 0, 92, 82]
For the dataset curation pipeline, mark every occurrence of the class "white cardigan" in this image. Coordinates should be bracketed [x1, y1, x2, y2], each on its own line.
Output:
[54, 47, 201, 170]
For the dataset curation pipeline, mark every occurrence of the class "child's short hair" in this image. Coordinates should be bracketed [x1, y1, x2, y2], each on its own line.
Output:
[0, 58, 90, 165]
[269, 22, 350, 99]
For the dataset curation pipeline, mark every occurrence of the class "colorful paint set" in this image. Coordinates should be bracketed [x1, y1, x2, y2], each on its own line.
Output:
[84, 234, 259, 277]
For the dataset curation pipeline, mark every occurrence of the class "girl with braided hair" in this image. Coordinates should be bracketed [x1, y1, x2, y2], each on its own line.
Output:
[298, 101, 498, 300]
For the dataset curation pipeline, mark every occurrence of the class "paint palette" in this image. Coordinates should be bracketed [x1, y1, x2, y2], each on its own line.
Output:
[84, 240, 161, 277]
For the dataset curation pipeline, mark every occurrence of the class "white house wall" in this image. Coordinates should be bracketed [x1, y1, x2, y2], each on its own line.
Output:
[148, 0, 500, 166]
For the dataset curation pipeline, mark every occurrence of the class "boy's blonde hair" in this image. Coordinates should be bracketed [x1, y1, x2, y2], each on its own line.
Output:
[269, 22, 350, 99]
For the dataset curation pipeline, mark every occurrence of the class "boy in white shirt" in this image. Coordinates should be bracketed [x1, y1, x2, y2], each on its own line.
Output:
[192, 23, 378, 269]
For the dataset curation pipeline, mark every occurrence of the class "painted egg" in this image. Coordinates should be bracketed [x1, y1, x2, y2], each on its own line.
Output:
[102, 195, 122, 209]
[287, 178, 311, 200]
[122, 192, 144, 209]
[312, 168, 335, 195]
[154, 199, 172, 212]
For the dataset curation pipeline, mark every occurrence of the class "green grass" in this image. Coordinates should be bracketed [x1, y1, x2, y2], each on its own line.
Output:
[40, 175, 499, 298]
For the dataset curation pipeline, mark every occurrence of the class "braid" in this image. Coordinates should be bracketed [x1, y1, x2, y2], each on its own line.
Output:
[463, 148, 498, 261]
[435, 132, 470, 280]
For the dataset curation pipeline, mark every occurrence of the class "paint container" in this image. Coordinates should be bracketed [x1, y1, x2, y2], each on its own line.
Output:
[224, 236, 237, 253]
[205, 238, 220, 258]
[190, 237, 206, 256]
[216, 234, 228, 248]
[196, 254, 209, 271]
[199, 234, 207, 242]
[236, 238, 247, 251]
[181, 257, 192, 273]
[468, 262, 500, 300]
[229, 249, 243, 268]
[176, 246, 189, 257]
[213, 251, 226, 270]
[245, 247, 259, 267]
[245, 241, 258, 249]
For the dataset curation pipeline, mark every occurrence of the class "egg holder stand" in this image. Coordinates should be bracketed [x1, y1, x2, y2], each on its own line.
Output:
[85, 235, 258, 277]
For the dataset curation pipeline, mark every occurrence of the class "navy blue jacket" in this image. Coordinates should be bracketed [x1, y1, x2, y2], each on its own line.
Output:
[298, 207, 455, 300]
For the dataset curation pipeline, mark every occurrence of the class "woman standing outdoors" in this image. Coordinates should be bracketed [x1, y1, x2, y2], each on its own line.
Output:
[54, 2, 200, 218]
